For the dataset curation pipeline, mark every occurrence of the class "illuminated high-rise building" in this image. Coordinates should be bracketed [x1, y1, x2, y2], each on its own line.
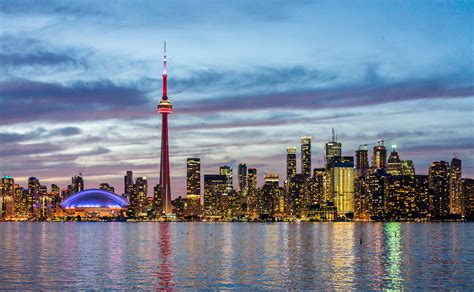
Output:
[130, 176, 148, 216]
[186, 158, 201, 216]
[157, 42, 173, 216]
[28, 177, 40, 216]
[366, 168, 387, 219]
[463, 178, 474, 219]
[373, 143, 387, 169]
[99, 183, 115, 193]
[287, 174, 305, 217]
[258, 174, 279, 217]
[124, 170, 133, 198]
[203, 174, 227, 216]
[0, 176, 15, 218]
[71, 175, 84, 194]
[325, 129, 342, 169]
[238, 163, 247, 194]
[401, 160, 415, 176]
[387, 144, 402, 176]
[429, 161, 450, 218]
[153, 184, 162, 215]
[384, 175, 419, 220]
[312, 168, 326, 203]
[355, 146, 369, 177]
[286, 147, 297, 181]
[329, 156, 355, 217]
[301, 136, 312, 179]
[219, 165, 233, 193]
[449, 158, 462, 215]
[247, 168, 258, 214]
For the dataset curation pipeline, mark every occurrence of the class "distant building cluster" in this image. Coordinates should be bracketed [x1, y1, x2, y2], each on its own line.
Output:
[1, 132, 473, 222]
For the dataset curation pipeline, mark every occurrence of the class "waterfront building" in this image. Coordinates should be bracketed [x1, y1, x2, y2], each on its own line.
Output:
[303, 202, 337, 221]
[415, 175, 430, 217]
[450, 158, 463, 215]
[258, 174, 279, 217]
[247, 168, 258, 215]
[0, 176, 15, 218]
[301, 137, 312, 179]
[186, 158, 201, 216]
[384, 175, 419, 220]
[172, 196, 187, 220]
[129, 176, 148, 217]
[203, 175, 227, 217]
[287, 174, 305, 218]
[366, 168, 387, 219]
[463, 178, 474, 220]
[312, 168, 327, 204]
[329, 156, 355, 218]
[153, 184, 162, 215]
[429, 161, 450, 218]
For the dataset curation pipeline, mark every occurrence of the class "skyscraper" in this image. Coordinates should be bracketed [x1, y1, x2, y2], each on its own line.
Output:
[238, 163, 247, 194]
[387, 144, 402, 176]
[373, 143, 387, 169]
[71, 175, 84, 194]
[157, 42, 173, 215]
[301, 136, 311, 179]
[203, 175, 227, 216]
[0, 176, 14, 218]
[286, 147, 297, 181]
[401, 160, 416, 176]
[429, 161, 450, 218]
[355, 146, 369, 177]
[247, 168, 258, 214]
[187, 158, 201, 215]
[124, 170, 133, 198]
[132, 176, 148, 216]
[219, 165, 233, 193]
[329, 156, 355, 217]
[325, 129, 342, 169]
[450, 158, 462, 215]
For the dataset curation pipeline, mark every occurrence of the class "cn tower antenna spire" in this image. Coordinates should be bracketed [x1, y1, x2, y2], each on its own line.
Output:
[163, 41, 167, 75]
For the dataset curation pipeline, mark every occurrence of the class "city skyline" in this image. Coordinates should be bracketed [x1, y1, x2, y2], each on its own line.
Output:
[1, 1, 473, 197]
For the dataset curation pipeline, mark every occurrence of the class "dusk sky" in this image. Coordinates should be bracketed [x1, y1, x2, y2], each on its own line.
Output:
[1, 0, 473, 197]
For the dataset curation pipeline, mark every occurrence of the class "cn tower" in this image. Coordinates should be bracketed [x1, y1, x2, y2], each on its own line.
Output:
[158, 42, 173, 215]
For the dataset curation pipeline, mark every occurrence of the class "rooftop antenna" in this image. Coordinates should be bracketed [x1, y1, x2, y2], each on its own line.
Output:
[332, 127, 336, 142]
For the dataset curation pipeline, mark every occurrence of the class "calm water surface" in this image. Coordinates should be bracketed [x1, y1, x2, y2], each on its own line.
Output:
[0, 222, 472, 290]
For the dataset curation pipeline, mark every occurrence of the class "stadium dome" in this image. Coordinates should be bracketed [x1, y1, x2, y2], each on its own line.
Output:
[60, 189, 129, 209]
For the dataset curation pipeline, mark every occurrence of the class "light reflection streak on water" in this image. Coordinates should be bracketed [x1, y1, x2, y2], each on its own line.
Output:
[385, 223, 403, 290]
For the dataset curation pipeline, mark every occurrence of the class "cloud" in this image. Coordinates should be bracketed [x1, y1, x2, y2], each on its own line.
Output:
[49, 126, 82, 136]
[0, 78, 152, 124]
[178, 74, 474, 114]
[81, 146, 110, 156]
[0, 142, 65, 157]
[0, 127, 82, 143]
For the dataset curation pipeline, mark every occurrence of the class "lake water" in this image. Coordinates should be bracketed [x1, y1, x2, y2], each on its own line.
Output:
[0, 222, 472, 290]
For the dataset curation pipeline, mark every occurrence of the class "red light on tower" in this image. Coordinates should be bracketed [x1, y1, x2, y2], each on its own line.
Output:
[158, 41, 173, 215]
